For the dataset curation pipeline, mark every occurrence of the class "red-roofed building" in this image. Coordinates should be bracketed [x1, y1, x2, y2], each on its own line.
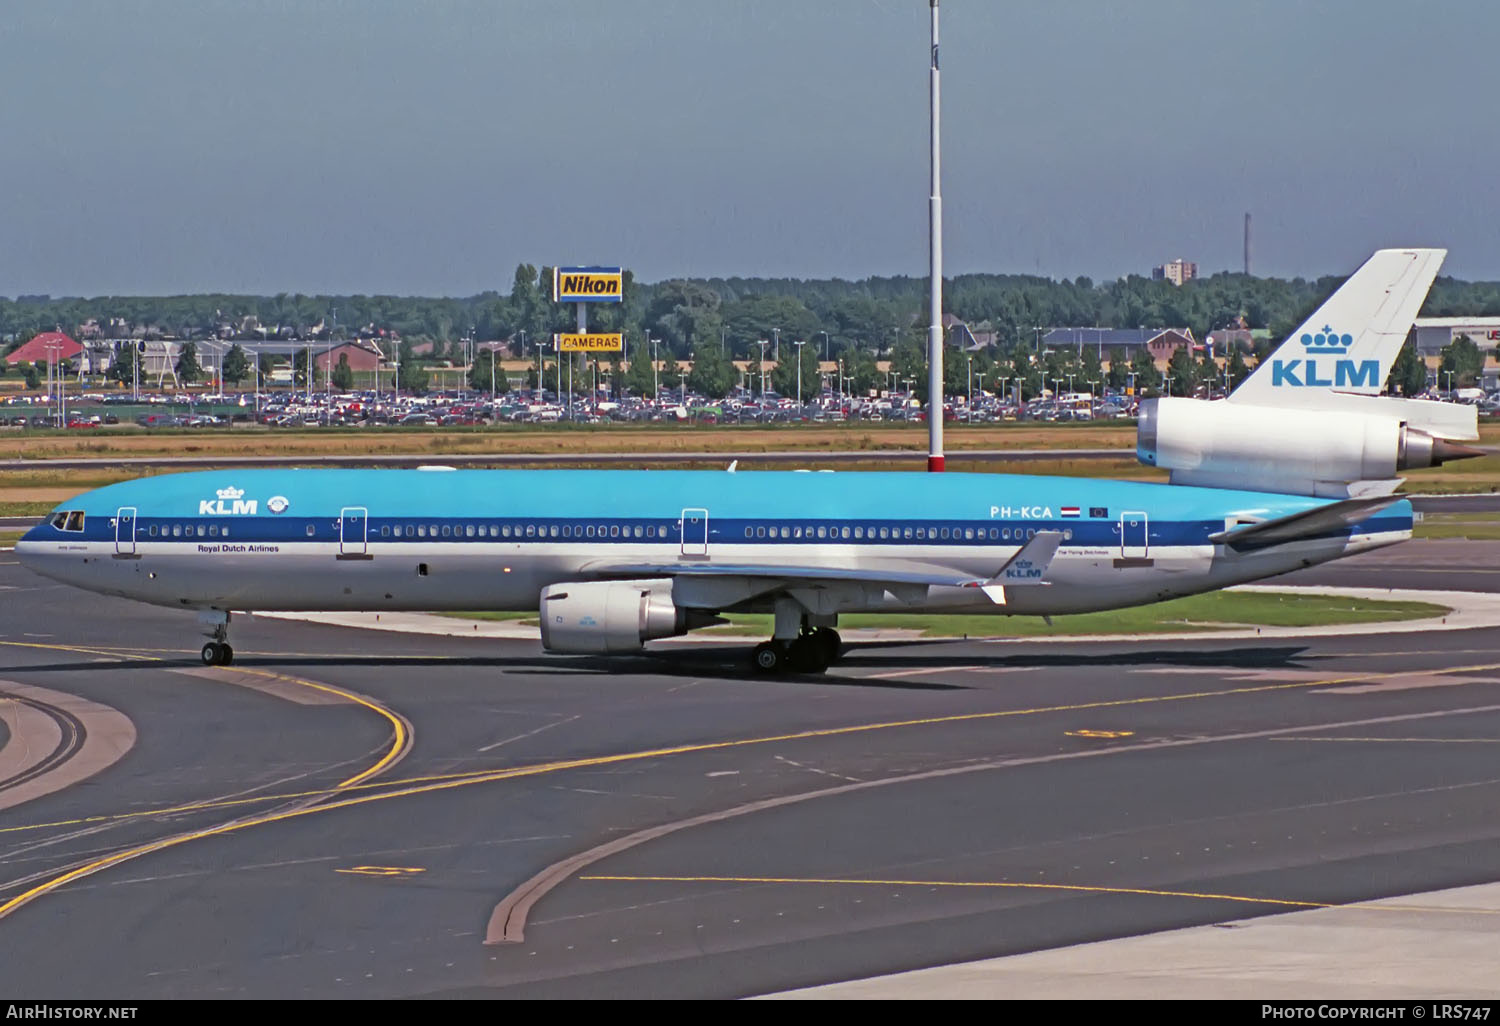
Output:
[4, 331, 83, 366]
[313, 340, 385, 373]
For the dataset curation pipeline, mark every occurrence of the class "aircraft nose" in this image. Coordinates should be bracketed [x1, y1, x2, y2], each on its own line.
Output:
[14, 521, 52, 573]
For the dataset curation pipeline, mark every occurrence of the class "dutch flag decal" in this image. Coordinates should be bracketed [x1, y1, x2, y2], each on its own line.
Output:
[1060, 506, 1081, 518]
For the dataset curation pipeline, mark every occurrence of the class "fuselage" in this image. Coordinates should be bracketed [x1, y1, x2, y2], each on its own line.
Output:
[16, 468, 1411, 620]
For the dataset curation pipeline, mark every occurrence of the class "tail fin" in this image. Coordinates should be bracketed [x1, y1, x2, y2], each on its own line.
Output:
[1230, 248, 1445, 406]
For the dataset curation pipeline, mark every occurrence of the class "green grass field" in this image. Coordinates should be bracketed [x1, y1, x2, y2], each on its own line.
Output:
[1414, 512, 1500, 540]
[444, 590, 1447, 638]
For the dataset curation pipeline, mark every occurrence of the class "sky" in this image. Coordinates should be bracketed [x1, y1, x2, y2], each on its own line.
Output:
[2, 0, 1498, 296]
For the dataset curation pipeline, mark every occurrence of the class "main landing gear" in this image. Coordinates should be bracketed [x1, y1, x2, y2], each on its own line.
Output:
[753, 627, 841, 675]
[199, 609, 235, 666]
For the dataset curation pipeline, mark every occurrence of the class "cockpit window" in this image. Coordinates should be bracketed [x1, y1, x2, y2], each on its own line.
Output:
[50, 511, 85, 532]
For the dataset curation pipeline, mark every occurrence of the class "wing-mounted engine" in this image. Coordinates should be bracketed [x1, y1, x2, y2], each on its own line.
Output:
[539, 579, 720, 654]
[1137, 397, 1482, 497]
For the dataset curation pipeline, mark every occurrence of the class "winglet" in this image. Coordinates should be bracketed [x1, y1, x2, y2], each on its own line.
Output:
[976, 530, 1064, 603]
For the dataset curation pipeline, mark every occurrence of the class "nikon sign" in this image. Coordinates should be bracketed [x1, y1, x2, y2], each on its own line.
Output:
[553, 266, 623, 303]
[556, 333, 624, 353]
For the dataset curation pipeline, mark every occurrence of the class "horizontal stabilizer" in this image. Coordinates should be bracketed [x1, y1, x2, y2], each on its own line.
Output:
[1208, 496, 1404, 550]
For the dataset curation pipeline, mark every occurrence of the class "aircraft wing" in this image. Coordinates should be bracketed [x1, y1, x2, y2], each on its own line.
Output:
[1207, 496, 1405, 550]
[585, 561, 982, 590]
[584, 534, 1067, 608]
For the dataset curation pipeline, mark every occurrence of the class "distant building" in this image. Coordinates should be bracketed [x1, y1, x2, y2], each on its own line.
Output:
[943, 314, 1000, 351]
[1152, 259, 1197, 286]
[1409, 317, 1500, 357]
[1041, 327, 1195, 364]
[3, 331, 84, 367]
[313, 340, 385, 373]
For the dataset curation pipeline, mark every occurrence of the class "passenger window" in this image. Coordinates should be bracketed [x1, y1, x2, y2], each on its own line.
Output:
[406, 525, 415, 537]
[916, 527, 925, 540]
[550, 525, 559, 538]
[222, 526, 229, 538]
[441, 525, 451, 537]
[817, 526, 827, 539]
[502, 525, 511, 537]
[586, 525, 596, 538]
[840, 526, 850, 539]
[149, 525, 159, 537]
[172, 524, 181, 537]
[904, 527, 913, 539]
[197, 525, 206, 537]
[793, 526, 802, 539]
[1027, 529, 1036, 539]
[964, 528, 974, 540]
[939, 528, 949, 540]
[209, 525, 219, 537]
[466, 525, 475, 538]
[380, 526, 390, 538]
[609, 525, 618, 538]
[879, 527, 888, 539]
[755, 526, 765, 538]
[305, 525, 315, 537]
[634, 525, 642, 538]
[1063, 529, 1073, 540]
[563, 525, 572, 538]
[525, 524, 536, 538]
[417, 525, 427, 537]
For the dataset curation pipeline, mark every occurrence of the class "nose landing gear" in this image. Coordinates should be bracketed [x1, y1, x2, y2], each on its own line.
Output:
[198, 609, 235, 666]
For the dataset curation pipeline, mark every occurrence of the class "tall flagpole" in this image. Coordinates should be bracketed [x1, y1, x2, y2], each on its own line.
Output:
[926, 0, 945, 472]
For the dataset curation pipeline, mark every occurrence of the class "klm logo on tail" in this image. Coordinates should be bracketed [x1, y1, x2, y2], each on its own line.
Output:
[1270, 326, 1380, 388]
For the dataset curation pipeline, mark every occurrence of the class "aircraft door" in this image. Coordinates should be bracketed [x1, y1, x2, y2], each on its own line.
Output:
[680, 508, 709, 557]
[115, 507, 137, 556]
[1119, 510, 1149, 561]
[339, 506, 369, 559]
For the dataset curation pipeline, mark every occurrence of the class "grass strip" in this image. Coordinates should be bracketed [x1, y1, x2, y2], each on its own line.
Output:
[441, 590, 1447, 639]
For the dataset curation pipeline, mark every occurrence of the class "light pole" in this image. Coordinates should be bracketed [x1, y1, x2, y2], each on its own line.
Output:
[976, 370, 986, 410]
[772, 327, 780, 362]
[757, 339, 769, 398]
[1443, 369, 1454, 396]
[650, 337, 659, 400]
[817, 330, 830, 364]
[794, 339, 805, 408]
[966, 356, 972, 422]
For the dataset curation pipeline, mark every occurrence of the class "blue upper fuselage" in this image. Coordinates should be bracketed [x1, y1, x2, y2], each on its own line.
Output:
[22, 468, 1412, 550]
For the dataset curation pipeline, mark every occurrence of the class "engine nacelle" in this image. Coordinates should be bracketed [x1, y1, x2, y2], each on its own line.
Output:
[539, 579, 691, 654]
[1137, 397, 1482, 496]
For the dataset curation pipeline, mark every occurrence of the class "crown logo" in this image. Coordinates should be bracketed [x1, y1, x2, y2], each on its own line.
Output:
[216, 486, 245, 500]
[1300, 325, 1354, 354]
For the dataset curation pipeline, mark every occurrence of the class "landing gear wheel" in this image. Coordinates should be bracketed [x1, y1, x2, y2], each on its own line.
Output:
[787, 635, 830, 674]
[201, 642, 223, 666]
[220, 644, 234, 666]
[752, 641, 785, 674]
[813, 627, 842, 663]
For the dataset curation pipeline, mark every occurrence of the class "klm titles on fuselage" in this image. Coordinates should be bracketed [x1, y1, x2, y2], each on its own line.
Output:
[1271, 326, 1379, 388]
[199, 486, 257, 516]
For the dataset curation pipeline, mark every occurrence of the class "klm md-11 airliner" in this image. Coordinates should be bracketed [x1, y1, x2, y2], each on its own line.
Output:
[16, 249, 1481, 673]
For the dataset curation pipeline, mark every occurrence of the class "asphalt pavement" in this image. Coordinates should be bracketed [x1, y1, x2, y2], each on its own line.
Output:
[1, 546, 1498, 998]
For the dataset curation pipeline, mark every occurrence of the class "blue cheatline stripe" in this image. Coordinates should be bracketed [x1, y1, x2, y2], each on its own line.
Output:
[47, 513, 1411, 548]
